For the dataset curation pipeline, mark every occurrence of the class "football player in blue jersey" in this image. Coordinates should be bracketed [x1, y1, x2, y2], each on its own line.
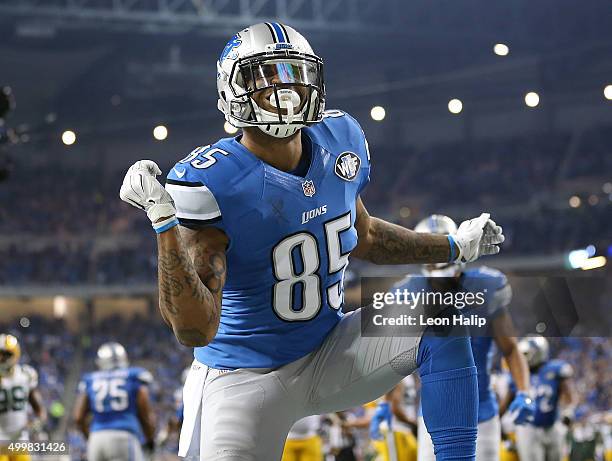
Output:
[73, 342, 156, 461]
[514, 336, 575, 461]
[119, 23, 505, 460]
[410, 215, 535, 461]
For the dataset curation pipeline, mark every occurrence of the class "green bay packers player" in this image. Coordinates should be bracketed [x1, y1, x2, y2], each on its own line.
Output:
[0, 334, 47, 461]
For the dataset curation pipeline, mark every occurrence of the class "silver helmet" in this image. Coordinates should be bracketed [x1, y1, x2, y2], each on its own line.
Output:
[96, 342, 129, 371]
[216, 22, 325, 139]
[414, 215, 461, 277]
[518, 335, 550, 368]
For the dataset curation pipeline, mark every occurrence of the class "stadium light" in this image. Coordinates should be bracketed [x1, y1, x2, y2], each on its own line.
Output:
[568, 195, 581, 208]
[525, 92, 540, 108]
[567, 249, 589, 269]
[370, 106, 386, 121]
[224, 121, 239, 135]
[53, 296, 68, 318]
[585, 245, 596, 257]
[604, 85, 612, 100]
[588, 194, 599, 206]
[493, 43, 509, 56]
[61, 130, 76, 145]
[580, 256, 607, 271]
[153, 125, 168, 141]
[448, 99, 463, 114]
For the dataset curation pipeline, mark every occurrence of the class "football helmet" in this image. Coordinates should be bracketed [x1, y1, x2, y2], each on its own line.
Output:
[415, 215, 462, 277]
[0, 334, 20, 374]
[96, 342, 129, 371]
[217, 22, 325, 138]
[518, 335, 549, 369]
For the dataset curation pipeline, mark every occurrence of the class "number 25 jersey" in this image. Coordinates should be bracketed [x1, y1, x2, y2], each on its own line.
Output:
[166, 111, 370, 370]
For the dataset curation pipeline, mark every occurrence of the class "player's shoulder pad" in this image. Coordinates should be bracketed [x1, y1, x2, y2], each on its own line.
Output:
[393, 273, 425, 291]
[130, 367, 154, 385]
[465, 266, 512, 312]
[467, 266, 508, 289]
[166, 138, 256, 185]
[551, 360, 574, 379]
[166, 139, 256, 224]
[77, 373, 91, 393]
[318, 109, 371, 160]
[20, 364, 39, 389]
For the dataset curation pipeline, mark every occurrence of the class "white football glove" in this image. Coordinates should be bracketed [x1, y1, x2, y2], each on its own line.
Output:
[119, 160, 177, 232]
[450, 213, 505, 263]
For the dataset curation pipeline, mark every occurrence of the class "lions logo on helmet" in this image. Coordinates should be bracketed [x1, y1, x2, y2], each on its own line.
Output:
[0, 334, 20, 375]
[217, 23, 325, 139]
[518, 335, 550, 369]
[96, 342, 129, 371]
[415, 215, 462, 277]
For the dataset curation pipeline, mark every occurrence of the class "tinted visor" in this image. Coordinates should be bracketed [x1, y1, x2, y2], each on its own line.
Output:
[237, 59, 320, 93]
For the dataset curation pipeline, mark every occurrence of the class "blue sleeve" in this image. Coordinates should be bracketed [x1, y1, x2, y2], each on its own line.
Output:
[166, 146, 226, 231]
[130, 367, 154, 386]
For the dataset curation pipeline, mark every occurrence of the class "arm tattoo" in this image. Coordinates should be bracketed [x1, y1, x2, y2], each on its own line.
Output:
[362, 217, 451, 264]
[156, 227, 226, 346]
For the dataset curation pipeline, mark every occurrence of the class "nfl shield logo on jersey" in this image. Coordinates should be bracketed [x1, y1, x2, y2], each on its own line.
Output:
[334, 152, 361, 181]
[302, 180, 316, 197]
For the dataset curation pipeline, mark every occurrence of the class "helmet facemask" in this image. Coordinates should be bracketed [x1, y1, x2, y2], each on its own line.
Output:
[0, 350, 15, 374]
[0, 335, 19, 375]
[222, 51, 325, 138]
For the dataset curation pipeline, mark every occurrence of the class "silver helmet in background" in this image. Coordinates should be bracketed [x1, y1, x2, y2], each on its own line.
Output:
[96, 342, 129, 371]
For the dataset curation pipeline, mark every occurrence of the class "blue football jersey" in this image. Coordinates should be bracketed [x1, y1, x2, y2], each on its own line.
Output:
[166, 110, 370, 369]
[78, 367, 153, 436]
[401, 266, 512, 423]
[531, 359, 573, 427]
[462, 266, 512, 423]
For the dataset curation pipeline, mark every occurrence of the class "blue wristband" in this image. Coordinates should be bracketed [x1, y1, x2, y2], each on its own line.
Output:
[447, 235, 456, 262]
[154, 218, 179, 234]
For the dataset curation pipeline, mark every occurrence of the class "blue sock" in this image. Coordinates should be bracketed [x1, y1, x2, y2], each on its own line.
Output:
[418, 332, 478, 461]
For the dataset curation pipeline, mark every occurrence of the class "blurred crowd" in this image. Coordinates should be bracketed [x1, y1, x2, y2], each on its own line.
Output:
[0, 125, 610, 285]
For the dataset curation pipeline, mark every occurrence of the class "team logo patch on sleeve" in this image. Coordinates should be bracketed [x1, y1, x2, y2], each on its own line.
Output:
[302, 180, 316, 197]
[334, 152, 361, 181]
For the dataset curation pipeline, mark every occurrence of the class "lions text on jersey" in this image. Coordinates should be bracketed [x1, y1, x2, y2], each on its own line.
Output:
[78, 367, 153, 437]
[0, 364, 38, 440]
[403, 266, 512, 423]
[166, 110, 370, 369]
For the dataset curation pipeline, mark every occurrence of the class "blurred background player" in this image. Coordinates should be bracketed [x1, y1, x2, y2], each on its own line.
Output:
[514, 336, 575, 461]
[282, 415, 324, 461]
[410, 215, 534, 461]
[369, 376, 418, 461]
[73, 342, 156, 461]
[0, 334, 47, 461]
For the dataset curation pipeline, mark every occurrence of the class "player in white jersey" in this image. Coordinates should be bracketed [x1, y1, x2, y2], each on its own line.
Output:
[0, 334, 47, 461]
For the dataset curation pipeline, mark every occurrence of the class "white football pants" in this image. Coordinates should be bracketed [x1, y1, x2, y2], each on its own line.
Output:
[179, 308, 422, 460]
